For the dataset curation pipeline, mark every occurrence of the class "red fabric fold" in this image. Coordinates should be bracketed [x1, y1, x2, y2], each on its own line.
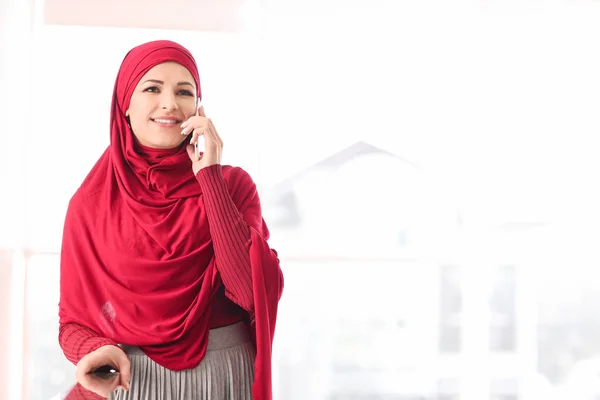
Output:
[58, 40, 283, 400]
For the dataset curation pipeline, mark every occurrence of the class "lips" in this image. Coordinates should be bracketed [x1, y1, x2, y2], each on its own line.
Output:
[151, 117, 182, 124]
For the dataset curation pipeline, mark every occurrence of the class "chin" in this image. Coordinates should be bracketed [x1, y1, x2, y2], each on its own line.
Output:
[151, 136, 187, 149]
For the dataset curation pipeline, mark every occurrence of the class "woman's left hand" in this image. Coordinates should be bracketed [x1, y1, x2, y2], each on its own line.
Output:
[182, 106, 223, 175]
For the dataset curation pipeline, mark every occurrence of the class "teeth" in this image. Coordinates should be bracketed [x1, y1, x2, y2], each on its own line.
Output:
[153, 118, 178, 124]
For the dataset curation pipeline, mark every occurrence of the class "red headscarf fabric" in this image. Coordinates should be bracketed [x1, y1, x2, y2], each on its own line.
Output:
[58, 40, 279, 398]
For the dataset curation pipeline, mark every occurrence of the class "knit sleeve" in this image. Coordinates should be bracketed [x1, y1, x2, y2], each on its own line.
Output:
[195, 165, 283, 314]
[63, 383, 105, 400]
[58, 322, 120, 365]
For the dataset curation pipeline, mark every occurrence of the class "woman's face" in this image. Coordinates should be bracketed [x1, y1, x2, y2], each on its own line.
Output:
[126, 61, 198, 149]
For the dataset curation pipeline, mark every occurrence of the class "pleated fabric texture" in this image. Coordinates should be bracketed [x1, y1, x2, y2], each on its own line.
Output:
[111, 322, 256, 400]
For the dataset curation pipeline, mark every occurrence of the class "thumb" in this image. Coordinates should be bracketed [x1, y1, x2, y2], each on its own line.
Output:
[186, 143, 196, 162]
[117, 352, 131, 390]
[198, 105, 205, 117]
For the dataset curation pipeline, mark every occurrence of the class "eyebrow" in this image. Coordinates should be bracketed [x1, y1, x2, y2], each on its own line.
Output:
[141, 79, 195, 88]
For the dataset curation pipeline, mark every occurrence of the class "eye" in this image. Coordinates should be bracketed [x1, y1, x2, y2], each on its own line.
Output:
[143, 86, 160, 93]
[178, 90, 194, 97]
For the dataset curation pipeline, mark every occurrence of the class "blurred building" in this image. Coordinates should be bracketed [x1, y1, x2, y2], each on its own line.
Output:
[264, 141, 541, 400]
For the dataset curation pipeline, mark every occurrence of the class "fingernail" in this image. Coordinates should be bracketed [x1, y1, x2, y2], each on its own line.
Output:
[181, 121, 188, 128]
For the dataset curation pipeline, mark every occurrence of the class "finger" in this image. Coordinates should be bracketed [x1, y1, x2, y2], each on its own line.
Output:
[75, 362, 86, 385]
[79, 372, 120, 398]
[207, 120, 223, 147]
[193, 127, 205, 138]
[204, 123, 222, 150]
[180, 116, 205, 135]
[198, 105, 206, 117]
[188, 129, 197, 145]
[186, 144, 195, 161]
[186, 143, 204, 161]
[117, 354, 131, 391]
[191, 128, 205, 145]
[181, 123, 195, 136]
[75, 356, 97, 382]
[201, 116, 221, 145]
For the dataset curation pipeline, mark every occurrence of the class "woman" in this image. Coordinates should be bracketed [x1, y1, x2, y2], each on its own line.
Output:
[58, 40, 284, 400]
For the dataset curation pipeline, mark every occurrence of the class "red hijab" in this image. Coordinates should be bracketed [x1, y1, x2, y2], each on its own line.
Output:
[60, 40, 241, 373]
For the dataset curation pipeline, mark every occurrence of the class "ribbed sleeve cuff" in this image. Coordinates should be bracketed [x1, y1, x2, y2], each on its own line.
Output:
[196, 165, 254, 310]
[59, 323, 120, 365]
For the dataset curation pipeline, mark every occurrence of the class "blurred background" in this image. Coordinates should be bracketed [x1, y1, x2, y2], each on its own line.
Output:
[2, 0, 600, 399]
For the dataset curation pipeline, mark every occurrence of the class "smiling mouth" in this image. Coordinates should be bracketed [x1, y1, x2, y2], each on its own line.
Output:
[151, 118, 182, 124]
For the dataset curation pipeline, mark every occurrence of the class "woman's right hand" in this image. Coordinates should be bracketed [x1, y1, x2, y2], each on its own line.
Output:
[75, 345, 131, 398]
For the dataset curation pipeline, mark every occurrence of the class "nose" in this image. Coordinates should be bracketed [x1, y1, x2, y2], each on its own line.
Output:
[160, 91, 178, 111]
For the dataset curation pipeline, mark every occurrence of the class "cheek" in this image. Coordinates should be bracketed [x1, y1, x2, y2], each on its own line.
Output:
[183, 99, 198, 117]
[131, 112, 148, 126]
[128, 96, 153, 119]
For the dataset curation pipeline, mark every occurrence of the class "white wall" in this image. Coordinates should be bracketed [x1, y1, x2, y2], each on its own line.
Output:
[4, 0, 600, 252]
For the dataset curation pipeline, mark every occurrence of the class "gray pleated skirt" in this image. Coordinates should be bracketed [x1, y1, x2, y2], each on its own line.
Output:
[111, 321, 256, 400]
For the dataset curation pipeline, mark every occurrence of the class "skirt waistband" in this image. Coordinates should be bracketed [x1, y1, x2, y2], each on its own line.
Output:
[122, 321, 250, 355]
